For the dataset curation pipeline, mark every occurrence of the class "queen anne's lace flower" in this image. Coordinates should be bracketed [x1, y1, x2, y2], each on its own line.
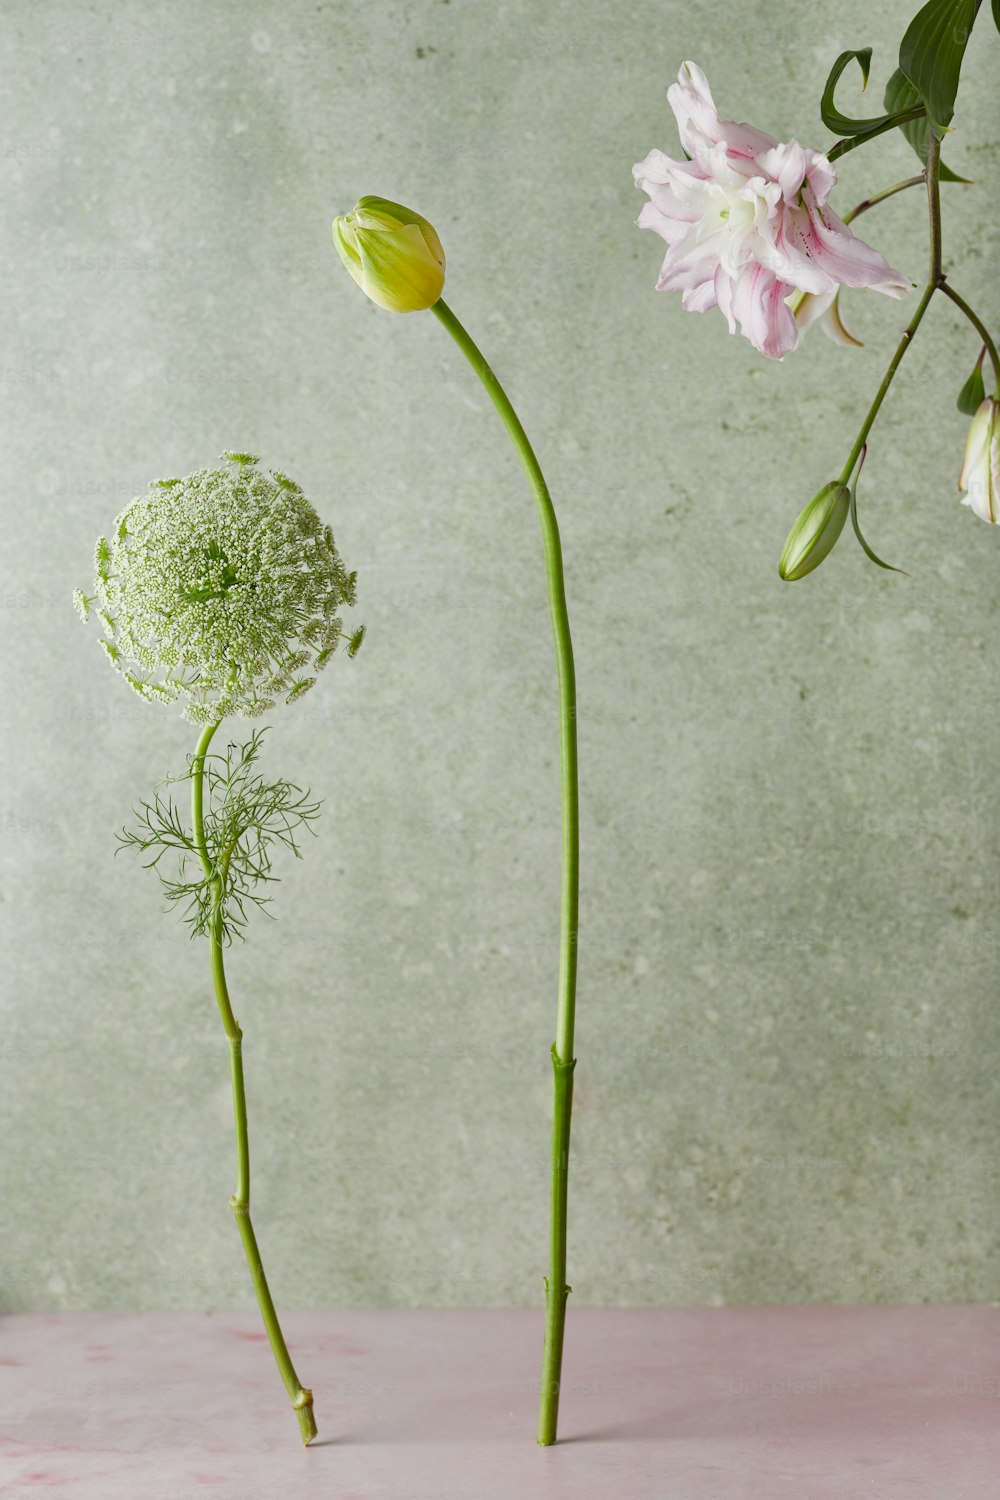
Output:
[75, 453, 362, 721]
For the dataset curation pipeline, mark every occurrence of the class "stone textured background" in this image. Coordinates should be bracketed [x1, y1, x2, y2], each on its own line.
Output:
[2, 0, 998, 1313]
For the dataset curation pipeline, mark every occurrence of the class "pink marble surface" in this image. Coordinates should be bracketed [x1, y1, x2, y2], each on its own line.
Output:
[1, 1305, 997, 1498]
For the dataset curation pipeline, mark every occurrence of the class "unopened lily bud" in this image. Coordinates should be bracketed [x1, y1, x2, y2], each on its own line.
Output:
[959, 396, 1000, 523]
[333, 196, 445, 313]
[778, 481, 851, 581]
[788, 288, 863, 349]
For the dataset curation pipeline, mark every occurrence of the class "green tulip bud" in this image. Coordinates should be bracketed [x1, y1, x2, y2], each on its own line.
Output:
[778, 482, 851, 582]
[332, 196, 445, 313]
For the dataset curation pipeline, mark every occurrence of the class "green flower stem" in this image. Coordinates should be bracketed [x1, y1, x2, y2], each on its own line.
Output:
[838, 134, 943, 486]
[429, 297, 580, 1446]
[191, 719, 318, 1447]
[830, 162, 987, 421]
[939, 282, 1000, 392]
[843, 174, 926, 225]
[541, 1046, 576, 1439]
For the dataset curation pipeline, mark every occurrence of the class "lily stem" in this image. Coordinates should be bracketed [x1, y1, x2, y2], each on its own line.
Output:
[843, 173, 926, 225]
[939, 282, 1000, 391]
[429, 298, 580, 1446]
[838, 134, 943, 485]
[191, 719, 318, 1447]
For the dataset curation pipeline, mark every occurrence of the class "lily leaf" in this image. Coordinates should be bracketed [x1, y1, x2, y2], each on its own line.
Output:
[957, 358, 986, 416]
[883, 67, 972, 180]
[821, 49, 893, 134]
[850, 454, 908, 575]
[898, 0, 978, 136]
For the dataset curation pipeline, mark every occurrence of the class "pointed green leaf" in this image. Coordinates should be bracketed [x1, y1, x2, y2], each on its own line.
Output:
[821, 49, 890, 134]
[885, 72, 914, 146]
[883, 67, 971, 179]
[849, 459, 908, 575]
[899, 0, 978, 136]
[957, 358, 986, 416]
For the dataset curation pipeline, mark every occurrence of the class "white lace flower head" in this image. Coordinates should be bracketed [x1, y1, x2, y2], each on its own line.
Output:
[75, 453, 364, 722]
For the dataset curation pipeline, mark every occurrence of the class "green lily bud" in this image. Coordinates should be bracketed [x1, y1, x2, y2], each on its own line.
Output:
[332, 196, 445, 313]
[778, 481, 851, 582]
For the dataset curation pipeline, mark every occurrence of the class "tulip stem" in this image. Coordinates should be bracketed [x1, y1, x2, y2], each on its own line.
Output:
[191, 720, 318, 1447]
[838, 135, 944, 486]
[429, 297, 580, 1447]
[939, 283, 1000, 392]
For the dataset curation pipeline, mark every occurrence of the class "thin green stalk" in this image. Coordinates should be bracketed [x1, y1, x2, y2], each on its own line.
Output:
[838, 135, 943, 485]
[541, 1045, 576, 1438]
[843, 173, 926, 225]
[939, 282, 1000, 391]
[429, 298, 579, 1446]
[190, 720, 317, 1446]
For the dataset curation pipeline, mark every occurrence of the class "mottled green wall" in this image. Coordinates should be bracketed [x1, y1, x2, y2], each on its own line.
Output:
[2, 0, 998, 1312]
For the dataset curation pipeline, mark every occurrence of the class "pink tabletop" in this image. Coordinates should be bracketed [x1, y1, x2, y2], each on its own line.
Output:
[1, 1305, 997, 1498]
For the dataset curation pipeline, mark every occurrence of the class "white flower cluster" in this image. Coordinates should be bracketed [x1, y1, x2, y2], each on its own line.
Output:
[74, 454, 363, 722]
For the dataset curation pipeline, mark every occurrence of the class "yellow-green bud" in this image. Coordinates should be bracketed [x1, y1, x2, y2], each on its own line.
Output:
[332, 196, 445, 313]
[778, 481, 851, 582]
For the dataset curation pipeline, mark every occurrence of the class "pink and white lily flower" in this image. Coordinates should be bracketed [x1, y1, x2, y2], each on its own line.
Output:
[633, 62, 910, 359]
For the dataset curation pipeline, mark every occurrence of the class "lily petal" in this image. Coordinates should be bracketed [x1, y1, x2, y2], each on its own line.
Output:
[790, 288, 864, 348]
[731, 263, 798, 359]
[801, 193, 910, 295]
[668, 60, 779, 163]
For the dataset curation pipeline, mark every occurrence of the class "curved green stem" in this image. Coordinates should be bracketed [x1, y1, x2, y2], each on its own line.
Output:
[843, 174, 926, 225]
[838, 135, 943, 485]
[190, 720, 317, 1446]
[430, 298, 579, 1446]
[827, 105, 926, 162]
[939, 282, 1000, 392]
